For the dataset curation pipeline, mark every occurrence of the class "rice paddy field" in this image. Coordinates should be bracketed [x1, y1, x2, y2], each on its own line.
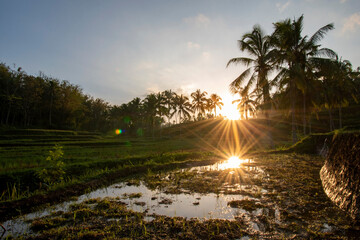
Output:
[1, 128, 359, 239]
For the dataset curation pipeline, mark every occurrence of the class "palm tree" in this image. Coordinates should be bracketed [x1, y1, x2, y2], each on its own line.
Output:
[331, 57, 356, 129]
[227, 25, 274, 145]
[143, 93, 158, 137]
[271, 15, 335, 142]
[313, 56, 356, 130]
[205, 98, 214, 119]
[162, 90, 176, 125]
[232, 87, 257, 120]
[155, 92, 166, 122]
[191, 89, 208, 120]
[210, 93, 224, 117]
[173, 94, 193, 123]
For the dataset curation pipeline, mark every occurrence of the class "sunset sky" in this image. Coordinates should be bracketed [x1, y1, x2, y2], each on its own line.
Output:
[1, 0, 360, 109]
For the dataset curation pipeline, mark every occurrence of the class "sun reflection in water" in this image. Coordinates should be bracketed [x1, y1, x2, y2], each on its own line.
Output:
[218, 156, 249, 170]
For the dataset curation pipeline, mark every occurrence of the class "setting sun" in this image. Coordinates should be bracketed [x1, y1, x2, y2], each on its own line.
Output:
[220, 94, 241, 120]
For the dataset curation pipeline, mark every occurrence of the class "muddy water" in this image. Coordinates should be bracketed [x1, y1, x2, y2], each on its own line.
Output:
[3, 158, 272, 238]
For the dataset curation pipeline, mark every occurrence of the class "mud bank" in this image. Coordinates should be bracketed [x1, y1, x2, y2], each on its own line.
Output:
[320, 133, 360, 221]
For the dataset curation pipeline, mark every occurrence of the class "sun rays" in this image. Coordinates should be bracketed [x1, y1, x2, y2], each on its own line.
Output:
[185, 118, 270, 157]
[177, 117, 276, 174]
[176, 118, 274, 187]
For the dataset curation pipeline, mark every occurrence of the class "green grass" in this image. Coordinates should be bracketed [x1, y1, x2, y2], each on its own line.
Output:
[0, 129, 213, 204]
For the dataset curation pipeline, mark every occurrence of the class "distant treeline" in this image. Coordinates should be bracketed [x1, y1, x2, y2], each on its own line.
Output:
[0, 63, 223, 135]
[0, 64, 111, 132]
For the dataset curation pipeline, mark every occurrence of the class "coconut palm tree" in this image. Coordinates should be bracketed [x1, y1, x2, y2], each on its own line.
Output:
[143, 93, 166, 137]
[205, 98, 214, 119]
[162, 90, 176, 125]
[312, 56, 356, 130]
[331, 57, 357, 129]
[232, 87, 257, 120]
[271, 15, 335, 142]
[155, 92, 167, 123]
[191, 89, 208, 120]
[210, 93, 224, 117]
[173, 94, 193, 123]
[227, 25, 274, 145]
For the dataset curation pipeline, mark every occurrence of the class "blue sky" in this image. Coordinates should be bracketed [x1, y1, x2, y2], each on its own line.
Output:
[1, 0, 360, 107]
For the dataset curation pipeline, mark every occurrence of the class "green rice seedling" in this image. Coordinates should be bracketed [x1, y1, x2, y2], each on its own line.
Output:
[36, 144, 65, 185]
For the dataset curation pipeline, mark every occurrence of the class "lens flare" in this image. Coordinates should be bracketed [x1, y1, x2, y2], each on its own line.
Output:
[115, 129, 122, 135]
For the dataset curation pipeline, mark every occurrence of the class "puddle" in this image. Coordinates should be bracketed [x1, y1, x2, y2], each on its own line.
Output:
[2, 181, 263, 238]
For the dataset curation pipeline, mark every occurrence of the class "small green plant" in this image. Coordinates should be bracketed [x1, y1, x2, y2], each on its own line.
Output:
[37, 144, 65, 186]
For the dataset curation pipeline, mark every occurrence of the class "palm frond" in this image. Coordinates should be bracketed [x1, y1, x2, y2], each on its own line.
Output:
[229, 67, 252, 93]
[309, 23, 334, 44]
[226, 57, 254, 68]
[314, 48, 337, 59]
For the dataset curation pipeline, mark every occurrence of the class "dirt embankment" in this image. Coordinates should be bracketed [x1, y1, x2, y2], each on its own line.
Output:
[320, 133, 360, 221]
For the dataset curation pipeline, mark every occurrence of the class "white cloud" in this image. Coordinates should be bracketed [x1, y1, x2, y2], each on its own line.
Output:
[183, 14, 210, 27]
[342, 12, 360, 33]
[340, 0, 347, 3]
[276, 1, 291, 13]
[187, 41, 201, 49]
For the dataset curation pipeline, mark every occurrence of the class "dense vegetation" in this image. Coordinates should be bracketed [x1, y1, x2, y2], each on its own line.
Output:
[227, 15, 360, 143]
[0, 64, 223, 135]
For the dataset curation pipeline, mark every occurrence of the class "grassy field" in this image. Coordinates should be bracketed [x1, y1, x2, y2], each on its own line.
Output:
[0, 119, 346, 205]
[0, 128, 217, 218]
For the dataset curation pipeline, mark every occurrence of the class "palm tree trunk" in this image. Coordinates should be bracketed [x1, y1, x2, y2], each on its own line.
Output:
[264, 88, 274, 148]
[6, 101, 11, 125]
[49, 92, 53, 127]
[303, 93, 306, 135]
[152, 118, 155, 138]
[328, 108, 333, 131]
[339, 105, 342, 129]
[24, 109, 27, 127]
[291, 79, 297, 144]
[245, 104, 248, 120]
